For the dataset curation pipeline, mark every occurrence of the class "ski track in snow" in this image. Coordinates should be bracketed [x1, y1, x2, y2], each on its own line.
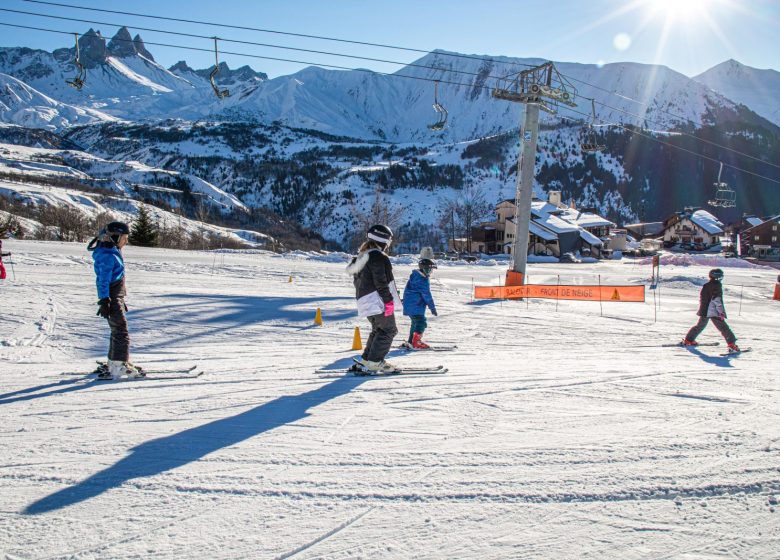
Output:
[0, 240, 779, 559]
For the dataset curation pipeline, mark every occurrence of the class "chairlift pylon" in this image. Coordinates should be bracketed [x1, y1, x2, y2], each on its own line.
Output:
[427, 81, 448, 131]
[65, 33, 86, 91]
[209, 37, 230, 99]
[707, 162, 736, 208]
[581, 98, 605, 153]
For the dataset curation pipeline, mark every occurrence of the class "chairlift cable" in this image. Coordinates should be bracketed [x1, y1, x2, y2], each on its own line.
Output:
[13, 4, 777, 170]
[1, 20, 779, 187]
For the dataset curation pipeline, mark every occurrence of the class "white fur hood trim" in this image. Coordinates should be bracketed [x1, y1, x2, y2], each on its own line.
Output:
[346, 249, 377, 275]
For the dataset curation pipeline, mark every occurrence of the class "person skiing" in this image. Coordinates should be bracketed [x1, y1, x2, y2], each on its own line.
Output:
[401, 255, 438, 350]
[0, 239, 9, 280]
[683, 268, 740, 352]
[346, 224, 401, 373]
[87, 221, 143, 379]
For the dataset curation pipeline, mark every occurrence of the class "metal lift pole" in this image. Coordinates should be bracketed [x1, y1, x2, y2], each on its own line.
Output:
[512, 103, 540, 276]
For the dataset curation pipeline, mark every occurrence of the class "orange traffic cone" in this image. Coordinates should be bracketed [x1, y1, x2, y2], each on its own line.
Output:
[351, 326, 362, 350]
[314, 308, 323, 326]
[774, 276, 780, 301]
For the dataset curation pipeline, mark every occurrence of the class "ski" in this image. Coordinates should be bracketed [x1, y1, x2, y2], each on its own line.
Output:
[315, 364, 445, 375]
[720, 347, 752, 356]
[95, 371, 204, 381]
[61, 364, 199, 376]
[398, 345, 458, 352]
[662, 342, 720, 348]
[316, 367, 447, 377]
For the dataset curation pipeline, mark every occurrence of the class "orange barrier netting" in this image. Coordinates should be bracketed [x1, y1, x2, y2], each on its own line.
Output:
[474, 284, 646, 302]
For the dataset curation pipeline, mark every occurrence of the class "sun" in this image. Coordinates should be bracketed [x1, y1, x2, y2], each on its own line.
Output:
[648, 0, 712, 22]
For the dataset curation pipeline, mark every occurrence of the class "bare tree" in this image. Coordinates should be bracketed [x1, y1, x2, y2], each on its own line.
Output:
[457, 185, 495, 253]
[348, 187, 405, 251]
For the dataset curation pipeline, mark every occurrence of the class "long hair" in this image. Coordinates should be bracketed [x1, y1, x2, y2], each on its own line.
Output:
[357, 240, 385, 253]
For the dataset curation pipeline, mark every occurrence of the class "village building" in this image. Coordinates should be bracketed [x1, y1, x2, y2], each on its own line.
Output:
[740, 215, 780, 260]
[658, 208, 724, 250]
[462, 191, 615, 258]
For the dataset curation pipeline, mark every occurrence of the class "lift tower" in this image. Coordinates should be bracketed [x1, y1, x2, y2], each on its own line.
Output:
[492, 62, 577, 280]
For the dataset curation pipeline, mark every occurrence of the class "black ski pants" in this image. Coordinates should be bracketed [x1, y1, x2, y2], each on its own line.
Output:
[362, 312, 398, 362]
[686, 316, 736, 344]
[106, 298, 130, 362]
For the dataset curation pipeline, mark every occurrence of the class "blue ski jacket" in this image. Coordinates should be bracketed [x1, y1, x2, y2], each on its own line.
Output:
[93, 246, 125, 299]
[402, 269, 437, 316]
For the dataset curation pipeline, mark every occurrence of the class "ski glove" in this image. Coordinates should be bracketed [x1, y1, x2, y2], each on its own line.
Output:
[96, 297, 111, 319]
[383, 301, 394, 316]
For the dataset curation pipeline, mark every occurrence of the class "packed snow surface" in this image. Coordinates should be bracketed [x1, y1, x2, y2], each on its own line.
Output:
[1, 241, 779, 558]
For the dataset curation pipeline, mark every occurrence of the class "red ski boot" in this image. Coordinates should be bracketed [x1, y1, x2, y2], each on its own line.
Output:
[682, 339, 698, 346]
[412, 332, 430, 350]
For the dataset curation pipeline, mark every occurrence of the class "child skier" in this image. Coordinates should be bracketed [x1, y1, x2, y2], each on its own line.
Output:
[401, 257, 438, 349]
[683, 268, 740, 352]
[87, 221, 143, 379]
[0, 239, 9, 280]
[346, 224, 401, 373]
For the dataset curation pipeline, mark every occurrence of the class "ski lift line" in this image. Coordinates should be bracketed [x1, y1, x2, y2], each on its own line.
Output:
[1, 7, 566, 92]
[3, 20, 779, 188]
[9, 11, 773, 171]
[556, 104, 780, 186]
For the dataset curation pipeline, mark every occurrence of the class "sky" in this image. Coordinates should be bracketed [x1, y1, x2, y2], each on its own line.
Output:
[1, 0, 778, 78]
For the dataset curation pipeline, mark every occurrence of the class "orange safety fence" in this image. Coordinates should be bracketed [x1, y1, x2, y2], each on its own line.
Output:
[474, 284, 646, 302]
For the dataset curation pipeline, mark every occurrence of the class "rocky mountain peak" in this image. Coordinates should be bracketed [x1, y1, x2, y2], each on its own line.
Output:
[77, 28, 107, 69]
[169, 60, 195, 74]
[107, 27, 136, 58]
[133, 34, 155, 61]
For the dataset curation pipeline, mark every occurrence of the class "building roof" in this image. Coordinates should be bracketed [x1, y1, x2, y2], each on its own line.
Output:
[558, 207, 615, 229]
[579, 229, 603, 246]
[745, 216, 763, 227]
[690, 209, 725, 235]
[529, 221, 558, 241]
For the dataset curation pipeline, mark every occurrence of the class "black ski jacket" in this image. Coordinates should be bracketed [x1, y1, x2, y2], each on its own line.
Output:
[346, 249, 401, 317]
[697, 279, 726, 317]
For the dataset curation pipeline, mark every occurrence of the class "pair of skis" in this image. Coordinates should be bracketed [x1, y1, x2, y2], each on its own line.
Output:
[64, 362, 204, 380]
[315, 358, 447, 377]
[665, 341, 752, 356]
[398, 344, 457, 352]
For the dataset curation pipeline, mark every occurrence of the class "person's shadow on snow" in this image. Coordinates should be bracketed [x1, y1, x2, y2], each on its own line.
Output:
[0, 378, 99, 406]
[24, 374, 367, 515]
[683, 347, 734, 368]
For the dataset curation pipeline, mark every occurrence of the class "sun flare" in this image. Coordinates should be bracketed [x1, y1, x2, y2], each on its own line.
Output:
[649, 0, 712, 22]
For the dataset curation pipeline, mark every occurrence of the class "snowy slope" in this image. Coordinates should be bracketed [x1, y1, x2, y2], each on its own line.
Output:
[695, 59, 780, 126]
[0, 72, 116, 130]
[1, 240, 778, 558]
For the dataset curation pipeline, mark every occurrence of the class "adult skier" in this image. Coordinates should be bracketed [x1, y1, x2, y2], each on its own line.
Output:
[401, 256, 438, 349]
[683, 268, 740, 352]
[346, 224, 401, 373]
[87, 221, 143, 379]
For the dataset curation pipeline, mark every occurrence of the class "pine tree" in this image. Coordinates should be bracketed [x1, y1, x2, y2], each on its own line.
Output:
[129, 205, 159, 247]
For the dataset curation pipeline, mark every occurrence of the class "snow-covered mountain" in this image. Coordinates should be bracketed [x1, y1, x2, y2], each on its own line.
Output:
[0, 72, 116, 130]
[694, 59, 780, 127]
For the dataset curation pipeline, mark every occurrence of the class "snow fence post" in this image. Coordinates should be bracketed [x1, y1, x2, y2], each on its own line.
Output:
[598, 274, 603, 317]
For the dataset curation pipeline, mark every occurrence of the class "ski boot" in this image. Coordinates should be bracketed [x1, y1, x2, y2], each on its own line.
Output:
[400, 341, 414, 350]
[727, 342, 741, 353]
[107, 360, 145, 379]
[682, 339, 698, 347]
[359, 359, 400, 375]
[412, 332, 430, 350]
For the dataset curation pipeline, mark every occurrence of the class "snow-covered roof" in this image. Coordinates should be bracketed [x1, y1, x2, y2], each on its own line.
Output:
[529, 221, 557, 241]
[559, 207, 615, 229]
[745, 216, 763, 227]
[690, 210, 724, 235]
[579, 229, 603, 246]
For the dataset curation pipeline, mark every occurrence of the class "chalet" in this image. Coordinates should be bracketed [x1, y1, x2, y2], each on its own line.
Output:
[659, 208, 724, 249]
[622, 222, 665, 240]
[741, 215, 780, 260]
[471, 192, 615, 258]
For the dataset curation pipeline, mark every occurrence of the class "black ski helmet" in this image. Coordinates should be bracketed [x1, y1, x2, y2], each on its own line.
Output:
[709, 268, 724, 281]
[418, 258, 437, 277]
[106, 221, 130, 236]
[367, 224, 393, 248]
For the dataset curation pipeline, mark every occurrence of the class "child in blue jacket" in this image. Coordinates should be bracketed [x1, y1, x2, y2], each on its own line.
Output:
[402, 258, 437, 349]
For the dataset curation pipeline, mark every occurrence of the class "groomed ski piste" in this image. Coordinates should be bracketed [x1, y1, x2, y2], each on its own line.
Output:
[1, 240, 778, 559]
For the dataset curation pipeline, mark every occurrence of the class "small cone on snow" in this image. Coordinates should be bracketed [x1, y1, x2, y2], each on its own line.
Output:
[288, 275, 293, 283]
[314, 307, 323, 326]
[351, 326, 362, 350]
[774, 278, 780, 301]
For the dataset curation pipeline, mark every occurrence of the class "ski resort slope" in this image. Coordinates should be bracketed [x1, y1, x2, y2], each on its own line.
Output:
[1, 240, 778, 559]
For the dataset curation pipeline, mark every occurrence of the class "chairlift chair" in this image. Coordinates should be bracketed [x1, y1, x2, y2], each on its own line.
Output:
[581, 99, 605, 153]
[65, 33, 86, 91]
[427, 81, 448, 131]
[707, 162, 737, 208]
[209, 37, 230, 99]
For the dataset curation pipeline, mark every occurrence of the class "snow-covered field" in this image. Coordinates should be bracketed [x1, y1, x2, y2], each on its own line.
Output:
[1, 240, 779, 559]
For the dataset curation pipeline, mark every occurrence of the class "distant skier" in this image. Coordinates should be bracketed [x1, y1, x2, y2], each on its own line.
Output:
[346, 224, 401, 373]
[401, 253, 438, 350]
[0, 239, 9, 280]
[87, 221, 143, 379]
[683, 268, 740, 352]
